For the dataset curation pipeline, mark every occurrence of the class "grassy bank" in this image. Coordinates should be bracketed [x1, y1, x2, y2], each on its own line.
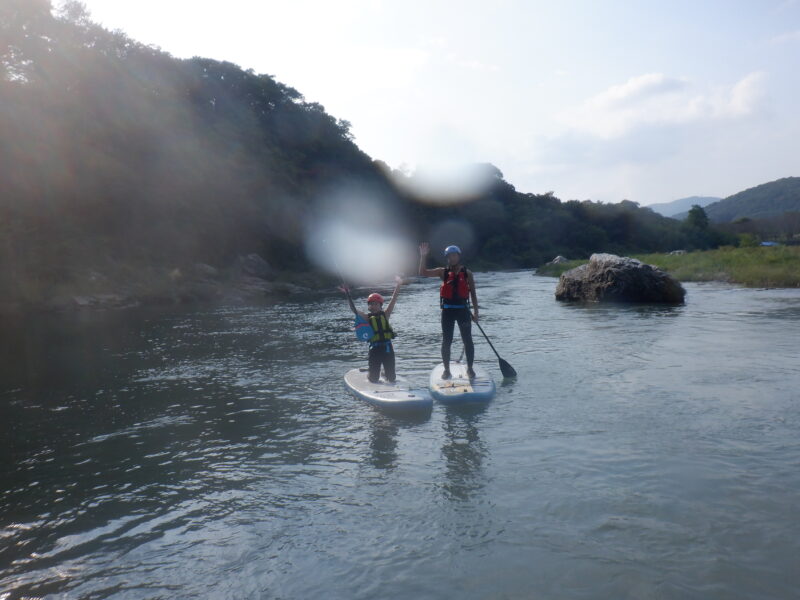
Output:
[536, 247, 800, 288]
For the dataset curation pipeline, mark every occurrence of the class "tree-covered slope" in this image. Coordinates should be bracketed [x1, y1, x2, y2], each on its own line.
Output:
[700, 177, 800, 223]
[1, 0, 396, 300]
[0, 0, 740, 309]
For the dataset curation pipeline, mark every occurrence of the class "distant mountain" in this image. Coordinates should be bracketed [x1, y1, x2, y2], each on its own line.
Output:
[698, 177, 800, 223]
[647, 196, 720, 218]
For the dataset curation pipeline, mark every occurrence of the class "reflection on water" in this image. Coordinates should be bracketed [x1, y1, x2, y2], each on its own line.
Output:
[366, 411, 432, 471]
[441, 407, 488, 502]
[368, 413, 400, 470]
[2, 276, 800, 599]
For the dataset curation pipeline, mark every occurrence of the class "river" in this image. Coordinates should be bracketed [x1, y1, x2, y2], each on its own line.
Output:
[1, 271, 799, 599]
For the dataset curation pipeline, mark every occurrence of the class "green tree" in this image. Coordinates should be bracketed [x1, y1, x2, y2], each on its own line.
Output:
[686, 205, 709, 230]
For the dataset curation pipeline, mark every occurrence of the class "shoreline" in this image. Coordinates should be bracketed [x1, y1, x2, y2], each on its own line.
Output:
[536, 247, 800, 288]
[6, 247, 800, 317]
[0, 263, 323, 317]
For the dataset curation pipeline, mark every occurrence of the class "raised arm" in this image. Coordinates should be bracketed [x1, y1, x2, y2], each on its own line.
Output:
[418, 242, 444, 278]
[341, 284, 369, 320]
[384, 277, 403, 319]
[339, 282, 357, 313]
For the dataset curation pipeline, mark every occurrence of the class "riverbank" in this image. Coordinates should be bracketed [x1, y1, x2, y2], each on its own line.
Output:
[537, 246, 800, 288]
[0, 255, 322, 316]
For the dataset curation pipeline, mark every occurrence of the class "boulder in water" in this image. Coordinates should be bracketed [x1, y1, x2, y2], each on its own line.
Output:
[555, 253, 685, 304]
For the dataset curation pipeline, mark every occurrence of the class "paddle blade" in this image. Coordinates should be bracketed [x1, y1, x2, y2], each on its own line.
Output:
[499, 358, 517, 379]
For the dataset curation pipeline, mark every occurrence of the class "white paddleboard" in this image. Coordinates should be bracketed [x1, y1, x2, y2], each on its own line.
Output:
[429, 362, 496, 404]
[344, 369, 432, 411]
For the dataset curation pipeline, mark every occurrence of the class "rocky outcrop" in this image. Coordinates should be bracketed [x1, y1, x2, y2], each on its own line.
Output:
[555, 253, 685, 304]
[547, 255, 570, 265]
[237, 253, 276, 280]
[193, 262, 220, 279]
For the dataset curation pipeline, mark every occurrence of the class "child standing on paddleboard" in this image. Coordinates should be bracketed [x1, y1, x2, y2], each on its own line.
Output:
[342, 278, 402, 384]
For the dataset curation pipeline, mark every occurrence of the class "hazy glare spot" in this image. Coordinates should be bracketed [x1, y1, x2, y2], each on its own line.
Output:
[397, 163, 499, 205]
[304, 189, 415, 284]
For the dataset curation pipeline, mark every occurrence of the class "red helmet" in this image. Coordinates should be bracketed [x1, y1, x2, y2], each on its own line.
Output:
[367, 293, 384, 304]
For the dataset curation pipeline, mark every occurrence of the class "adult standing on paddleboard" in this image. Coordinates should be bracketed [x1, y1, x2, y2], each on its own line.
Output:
[418, 242, 479, 379]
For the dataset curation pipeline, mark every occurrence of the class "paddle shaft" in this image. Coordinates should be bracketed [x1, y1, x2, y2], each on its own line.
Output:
[342, 284, 358, 315]
[473, 319, 501, 360]
[473, 318, 517, 377]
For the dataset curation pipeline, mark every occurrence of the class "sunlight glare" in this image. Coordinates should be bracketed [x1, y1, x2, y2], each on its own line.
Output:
[304, 189, 414, 284]
[396, 163, 500, 206]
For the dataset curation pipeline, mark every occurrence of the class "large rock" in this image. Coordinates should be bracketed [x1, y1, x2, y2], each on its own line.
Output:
[547, 255, 570, 265]
[193, 262, 220, 279]
[555, 253, 685, 304]
[237, 253, 276, 280]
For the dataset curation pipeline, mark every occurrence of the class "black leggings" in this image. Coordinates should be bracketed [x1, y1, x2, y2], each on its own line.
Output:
[368, 342, 396, 383]
[441, 308, 474, 369]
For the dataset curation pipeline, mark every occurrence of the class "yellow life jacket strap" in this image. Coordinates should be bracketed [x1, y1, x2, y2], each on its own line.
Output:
[368, 311, 394, 343]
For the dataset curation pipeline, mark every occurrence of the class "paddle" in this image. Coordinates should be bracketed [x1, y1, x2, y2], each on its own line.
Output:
[473, 319, 517, 378]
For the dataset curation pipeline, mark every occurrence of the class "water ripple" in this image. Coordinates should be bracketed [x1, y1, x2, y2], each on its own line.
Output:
[1, 277, 799, 598]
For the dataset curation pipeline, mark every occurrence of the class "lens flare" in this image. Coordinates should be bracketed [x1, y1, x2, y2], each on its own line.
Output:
[394, 163, 502, 206]
[304, 188, 415, 284]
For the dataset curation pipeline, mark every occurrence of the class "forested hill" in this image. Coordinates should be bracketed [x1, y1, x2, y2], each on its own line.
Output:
[698, 177, 800, 223]
[1, 0, 398, 305]
[1, 1, 730, 309]
[1, 0, 400, 258]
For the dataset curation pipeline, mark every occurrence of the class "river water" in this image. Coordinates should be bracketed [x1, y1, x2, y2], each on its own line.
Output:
[1, 271, 799, 599]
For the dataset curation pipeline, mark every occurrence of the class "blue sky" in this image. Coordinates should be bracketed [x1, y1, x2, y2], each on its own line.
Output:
[80, 0, 800, 204]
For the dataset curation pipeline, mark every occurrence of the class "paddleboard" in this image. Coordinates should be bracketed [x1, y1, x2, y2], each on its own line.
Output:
[429, 362, 496, 404]
[344, 369, 432, 411]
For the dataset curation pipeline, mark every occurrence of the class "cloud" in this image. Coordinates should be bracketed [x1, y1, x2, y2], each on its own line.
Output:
[594, 73, 688, 108]
[352, 46, 431, 88]
[518, 72, 772, 203]
[725, 72, 766, 116]
[536, 125, 685, 168]
[445, 54, 500, 72]
[557, 72, 766, 139]
[773, 0, 799, 14]
[769, 29, 800, 44]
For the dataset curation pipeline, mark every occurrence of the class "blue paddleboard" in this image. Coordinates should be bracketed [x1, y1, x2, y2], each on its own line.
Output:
[429, 362, 496, 404]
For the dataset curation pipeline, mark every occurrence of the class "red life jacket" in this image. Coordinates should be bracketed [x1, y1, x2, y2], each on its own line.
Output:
[440, 266, 470, 306]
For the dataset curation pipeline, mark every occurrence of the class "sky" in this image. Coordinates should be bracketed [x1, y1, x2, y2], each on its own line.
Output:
[78, 0, 800, 205]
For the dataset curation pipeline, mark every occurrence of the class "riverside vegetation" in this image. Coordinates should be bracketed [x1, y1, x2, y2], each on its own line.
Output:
[1, 1, 739, 312]
[4, 3, 799, 312]
[538, 246, 800, 288]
